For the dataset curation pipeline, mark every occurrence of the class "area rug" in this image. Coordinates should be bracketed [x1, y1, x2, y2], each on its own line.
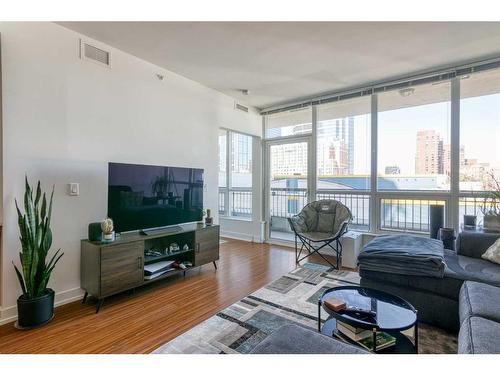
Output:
[153, 263, 458, 354]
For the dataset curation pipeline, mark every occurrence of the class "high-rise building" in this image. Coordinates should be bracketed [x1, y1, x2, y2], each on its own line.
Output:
[316, 117, 353, 176]
[415, 130, 444, 175]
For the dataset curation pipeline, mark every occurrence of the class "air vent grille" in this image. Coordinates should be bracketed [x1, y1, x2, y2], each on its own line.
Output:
[235, 102, 249, 113]
[80, 40, 111, 67]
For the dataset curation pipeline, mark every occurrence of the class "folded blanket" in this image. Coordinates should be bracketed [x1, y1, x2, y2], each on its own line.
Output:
[358, 235, 445, 278]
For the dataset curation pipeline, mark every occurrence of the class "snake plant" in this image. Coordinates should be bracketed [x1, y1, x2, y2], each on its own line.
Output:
[13, 178, 63, 299]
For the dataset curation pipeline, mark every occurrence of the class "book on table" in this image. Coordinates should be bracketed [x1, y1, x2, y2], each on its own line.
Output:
[357, 331, 396, 351]
[335, 321, 396, 350]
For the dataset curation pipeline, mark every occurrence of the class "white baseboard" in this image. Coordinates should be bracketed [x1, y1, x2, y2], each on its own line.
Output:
[0, 287, 85, 326]
[220, 230, 262, 243]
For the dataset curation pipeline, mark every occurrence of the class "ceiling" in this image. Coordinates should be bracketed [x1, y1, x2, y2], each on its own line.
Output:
[58, 22, 500, 110]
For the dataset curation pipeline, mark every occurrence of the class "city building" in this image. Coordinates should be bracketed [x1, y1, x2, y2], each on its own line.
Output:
[415, 130, 444, 175]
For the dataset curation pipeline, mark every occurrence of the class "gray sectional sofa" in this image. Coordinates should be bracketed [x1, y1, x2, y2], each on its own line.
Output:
[458, 281, 500, 354]
[252, 231, 500, 354]
[359, 231, 500, 332]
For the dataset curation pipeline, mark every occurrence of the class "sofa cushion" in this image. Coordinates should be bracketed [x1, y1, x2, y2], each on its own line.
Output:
[249, 324, 368, 354]
[445, 250, 500, 287]
[458, 316, 500, 354]
[459, 281, 500, 325]
[457, 231, 500, 259]
[482, 237, 500, 265]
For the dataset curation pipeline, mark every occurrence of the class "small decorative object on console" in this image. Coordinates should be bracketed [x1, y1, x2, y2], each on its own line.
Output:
[183, 244, 189, 251]
[205, 208, 213, 226]
[88, 222, 102, 242]
[169, 243, 180, 253]
[101, 218, 115, 242]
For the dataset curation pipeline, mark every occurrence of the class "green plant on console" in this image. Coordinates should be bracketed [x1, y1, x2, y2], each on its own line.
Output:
[13, 177, 64, 299]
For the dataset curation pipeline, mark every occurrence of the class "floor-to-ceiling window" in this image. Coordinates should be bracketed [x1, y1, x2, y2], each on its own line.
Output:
[316, 97, 371, 230]
[377, 81, 451, 232]
[459, 69, 500, 226]
[262, 64, 500, 240]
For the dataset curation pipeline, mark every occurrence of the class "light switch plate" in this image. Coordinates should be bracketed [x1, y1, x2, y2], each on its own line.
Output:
[69, 183, 79, 196]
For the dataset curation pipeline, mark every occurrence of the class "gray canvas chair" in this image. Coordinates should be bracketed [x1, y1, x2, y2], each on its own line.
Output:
[288, 200, 352, 270]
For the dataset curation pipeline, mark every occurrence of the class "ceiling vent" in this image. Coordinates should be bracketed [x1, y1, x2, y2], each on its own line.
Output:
[234, 102, 249, 113]
[79, 39, 111, 68]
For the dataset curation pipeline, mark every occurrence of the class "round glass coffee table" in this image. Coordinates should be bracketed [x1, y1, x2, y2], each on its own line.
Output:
[318, 286, 418, 354]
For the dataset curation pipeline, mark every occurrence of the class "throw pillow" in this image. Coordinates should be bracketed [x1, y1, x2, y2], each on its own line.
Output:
[481, 237, 500, 265]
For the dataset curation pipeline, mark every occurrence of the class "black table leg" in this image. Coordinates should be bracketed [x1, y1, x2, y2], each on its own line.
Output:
[213, 261, 217, 270]
[372, 328, 377, 353]
[414, 318, 419, 354]
[82, 292, 88, 304]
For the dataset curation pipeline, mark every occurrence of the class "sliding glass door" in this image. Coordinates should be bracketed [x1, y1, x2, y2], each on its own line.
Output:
[265, 137, 312, 241]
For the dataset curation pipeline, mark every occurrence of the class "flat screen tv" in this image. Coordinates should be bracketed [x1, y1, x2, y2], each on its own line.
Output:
[108, 162, 204, 233]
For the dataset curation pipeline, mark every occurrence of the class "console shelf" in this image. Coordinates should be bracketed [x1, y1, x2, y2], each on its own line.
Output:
[81, 223, 219, 313]
[144, 248, 195, 264]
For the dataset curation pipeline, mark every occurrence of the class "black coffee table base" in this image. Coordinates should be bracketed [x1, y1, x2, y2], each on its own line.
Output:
[319, 317, 418, 354]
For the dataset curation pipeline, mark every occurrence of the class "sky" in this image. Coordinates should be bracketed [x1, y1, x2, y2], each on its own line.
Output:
[351, 92, 500, 175]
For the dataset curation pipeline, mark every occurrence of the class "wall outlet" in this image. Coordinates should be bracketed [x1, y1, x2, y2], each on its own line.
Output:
[69, 183, 79, 196]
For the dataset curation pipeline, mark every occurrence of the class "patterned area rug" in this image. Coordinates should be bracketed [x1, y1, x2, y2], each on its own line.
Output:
[153, 263, 458, 354]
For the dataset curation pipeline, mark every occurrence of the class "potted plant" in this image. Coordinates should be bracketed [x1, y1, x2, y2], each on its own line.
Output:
[13, 178, 63, 329]
[101, 217, 115, 242]
[481, 172, 500, 232]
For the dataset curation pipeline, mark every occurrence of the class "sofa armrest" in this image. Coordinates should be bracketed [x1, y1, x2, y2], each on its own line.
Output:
[456, 231, 500, 258]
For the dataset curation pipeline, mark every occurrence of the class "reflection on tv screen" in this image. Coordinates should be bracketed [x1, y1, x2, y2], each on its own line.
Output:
[108, 162, 204, 232]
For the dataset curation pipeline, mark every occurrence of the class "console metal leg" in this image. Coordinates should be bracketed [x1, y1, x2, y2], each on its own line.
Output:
[82, 292, 88, 304]
[96, 299, 104, 314]
[372, 328, 377, 353]
[213, 261, 217, 270]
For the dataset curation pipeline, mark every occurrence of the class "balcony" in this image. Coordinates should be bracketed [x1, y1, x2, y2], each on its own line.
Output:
[219, 187, 500, 241]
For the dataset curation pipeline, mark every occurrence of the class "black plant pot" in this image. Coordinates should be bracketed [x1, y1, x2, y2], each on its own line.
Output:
[16, 288, 55, 329]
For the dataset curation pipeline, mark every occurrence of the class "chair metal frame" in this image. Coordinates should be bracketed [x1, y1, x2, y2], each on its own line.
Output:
[287, 202, 352, 270]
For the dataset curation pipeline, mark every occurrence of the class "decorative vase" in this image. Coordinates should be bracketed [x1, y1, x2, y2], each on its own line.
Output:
[16, 288, 55, 329]
[483, 215, 500, 232]
[102, 231, 115, 241]
[205, 208, 213, 226]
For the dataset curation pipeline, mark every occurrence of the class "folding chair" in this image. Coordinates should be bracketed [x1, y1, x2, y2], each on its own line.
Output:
[288, 199, 352, 270]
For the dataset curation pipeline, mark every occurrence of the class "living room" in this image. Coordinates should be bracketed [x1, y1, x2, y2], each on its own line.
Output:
[1, 1, 499, 373]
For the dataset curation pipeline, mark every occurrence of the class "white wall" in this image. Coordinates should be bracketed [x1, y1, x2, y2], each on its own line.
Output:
[0, 22, 262, 323]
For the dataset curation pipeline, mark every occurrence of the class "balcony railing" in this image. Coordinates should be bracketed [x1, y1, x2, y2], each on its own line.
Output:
[317, 191, 370, 230]
[380, 198, 446, 233]
[219, 188, 252, 218]
[459, 195, 500, 227]
[219, 187, 500, 237]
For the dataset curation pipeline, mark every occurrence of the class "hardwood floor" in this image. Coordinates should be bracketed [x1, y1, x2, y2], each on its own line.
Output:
[0, 238, 308, 354]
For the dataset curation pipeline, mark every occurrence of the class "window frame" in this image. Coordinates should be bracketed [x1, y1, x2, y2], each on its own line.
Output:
[262, 69, 500, 237]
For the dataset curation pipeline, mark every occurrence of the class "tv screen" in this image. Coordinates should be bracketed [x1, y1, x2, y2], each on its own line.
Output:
[108, 162, 204, 233]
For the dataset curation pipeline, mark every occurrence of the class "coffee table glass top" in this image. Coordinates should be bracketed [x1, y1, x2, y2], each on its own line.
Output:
[320, 286, 417, 331]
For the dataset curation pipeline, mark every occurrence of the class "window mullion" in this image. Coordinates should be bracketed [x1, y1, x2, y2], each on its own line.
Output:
[370, 93, 378, 233]
[450, 77, 461, 232]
